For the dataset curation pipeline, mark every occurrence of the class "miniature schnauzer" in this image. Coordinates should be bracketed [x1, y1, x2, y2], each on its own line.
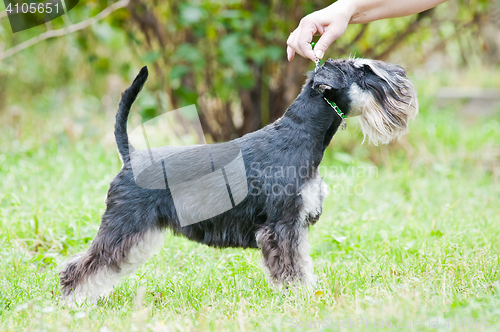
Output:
[60, 58, 418, 304]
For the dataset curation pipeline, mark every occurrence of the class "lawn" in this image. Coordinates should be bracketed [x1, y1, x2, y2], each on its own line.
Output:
[1, 68, 499, 331]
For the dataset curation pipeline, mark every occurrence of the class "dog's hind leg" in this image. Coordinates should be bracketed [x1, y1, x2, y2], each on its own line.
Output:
[59, 212, 164, 305]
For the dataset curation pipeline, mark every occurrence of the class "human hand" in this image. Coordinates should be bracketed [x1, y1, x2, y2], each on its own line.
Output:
[286, 1, 355, 61]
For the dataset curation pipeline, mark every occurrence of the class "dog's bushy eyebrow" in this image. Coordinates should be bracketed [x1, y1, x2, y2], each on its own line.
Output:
[361, 66, 412, 110]
[311, 65, 347, 90]
[360, 72, 399, 112]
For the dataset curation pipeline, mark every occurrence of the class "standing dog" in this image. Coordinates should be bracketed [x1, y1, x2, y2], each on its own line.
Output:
[60, 58, 418, 304]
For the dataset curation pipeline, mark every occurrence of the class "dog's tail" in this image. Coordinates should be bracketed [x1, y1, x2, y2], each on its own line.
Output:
[115, 66, 148, 164]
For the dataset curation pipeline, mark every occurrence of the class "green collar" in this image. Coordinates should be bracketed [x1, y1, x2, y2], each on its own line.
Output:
[323, 98, 347, 130]
[312, 47, 346, 130]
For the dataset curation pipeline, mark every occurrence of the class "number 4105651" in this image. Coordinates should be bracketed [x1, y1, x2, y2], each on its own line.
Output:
[6, 2, 61, 14]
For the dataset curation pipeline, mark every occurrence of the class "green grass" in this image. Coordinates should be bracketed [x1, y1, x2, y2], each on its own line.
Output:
[1, 69, 500, 331]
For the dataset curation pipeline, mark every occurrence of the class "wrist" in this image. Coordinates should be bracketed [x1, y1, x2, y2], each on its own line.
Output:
[325, 0, 357, 24]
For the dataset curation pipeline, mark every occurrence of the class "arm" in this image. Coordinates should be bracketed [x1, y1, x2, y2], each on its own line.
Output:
[286, 0, 448, 61]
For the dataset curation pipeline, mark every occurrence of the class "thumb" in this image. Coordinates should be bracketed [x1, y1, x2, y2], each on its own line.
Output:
[313, 27, 344, 59]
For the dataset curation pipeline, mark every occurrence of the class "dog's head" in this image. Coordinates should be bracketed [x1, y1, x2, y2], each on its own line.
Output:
[312, 58, 418, 145]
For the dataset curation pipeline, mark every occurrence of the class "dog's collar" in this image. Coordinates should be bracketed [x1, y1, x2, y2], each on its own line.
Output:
[312, 48, 346, 131]
[323, 98, 347, 130]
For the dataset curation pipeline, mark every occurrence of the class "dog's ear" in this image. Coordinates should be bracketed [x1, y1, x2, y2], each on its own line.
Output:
[312, 64, 347, 91]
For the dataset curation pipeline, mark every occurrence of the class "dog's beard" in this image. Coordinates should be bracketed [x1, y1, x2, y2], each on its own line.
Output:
[350, 60, 419, 145]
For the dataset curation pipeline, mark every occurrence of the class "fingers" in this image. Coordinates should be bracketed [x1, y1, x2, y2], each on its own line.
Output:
[297, 40, 316, 62]
[286, 2, 353, 62]
[313, 25, 346, 60]
[286, 32, 297, 60]
[286, 46, 295, 61]
[286, 18, 318, 62]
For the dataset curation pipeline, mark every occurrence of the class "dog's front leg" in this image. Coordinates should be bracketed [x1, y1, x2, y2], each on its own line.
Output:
[256, 222, 315, 291]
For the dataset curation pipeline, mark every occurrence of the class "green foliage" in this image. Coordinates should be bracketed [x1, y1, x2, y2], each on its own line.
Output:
[1, 0, 498, 140]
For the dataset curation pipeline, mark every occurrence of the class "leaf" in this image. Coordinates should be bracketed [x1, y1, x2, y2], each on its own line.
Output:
[265, 46, 283, 62]
[219, 34, 249, 74]
[220, 10, 241, 19]
[334, 152, 354, 164]
[174, 44, 205, 68]
[314, 290, 325, 298]
[430, 229, 444, 237]
[332, 234, 347, 243]
[91, 23, 114, 43]
[136, 91, 158, 122]
[180, 5, 206, 25]
[143, 51, 161, 64]
[403, 240, 416, 251]
[170, 65, 190, 81]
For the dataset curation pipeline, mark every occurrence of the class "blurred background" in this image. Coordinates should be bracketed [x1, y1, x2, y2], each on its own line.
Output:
[0, 0, 499, 143]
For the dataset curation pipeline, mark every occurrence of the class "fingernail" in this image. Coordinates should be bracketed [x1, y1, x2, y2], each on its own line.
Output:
[315, 50, 324, 59]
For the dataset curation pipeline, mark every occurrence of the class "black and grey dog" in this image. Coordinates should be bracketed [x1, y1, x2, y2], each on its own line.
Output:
[60, 58, 418, 304]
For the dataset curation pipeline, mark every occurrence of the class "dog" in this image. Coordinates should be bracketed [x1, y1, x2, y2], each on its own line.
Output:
[59, 58, 418, 305]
